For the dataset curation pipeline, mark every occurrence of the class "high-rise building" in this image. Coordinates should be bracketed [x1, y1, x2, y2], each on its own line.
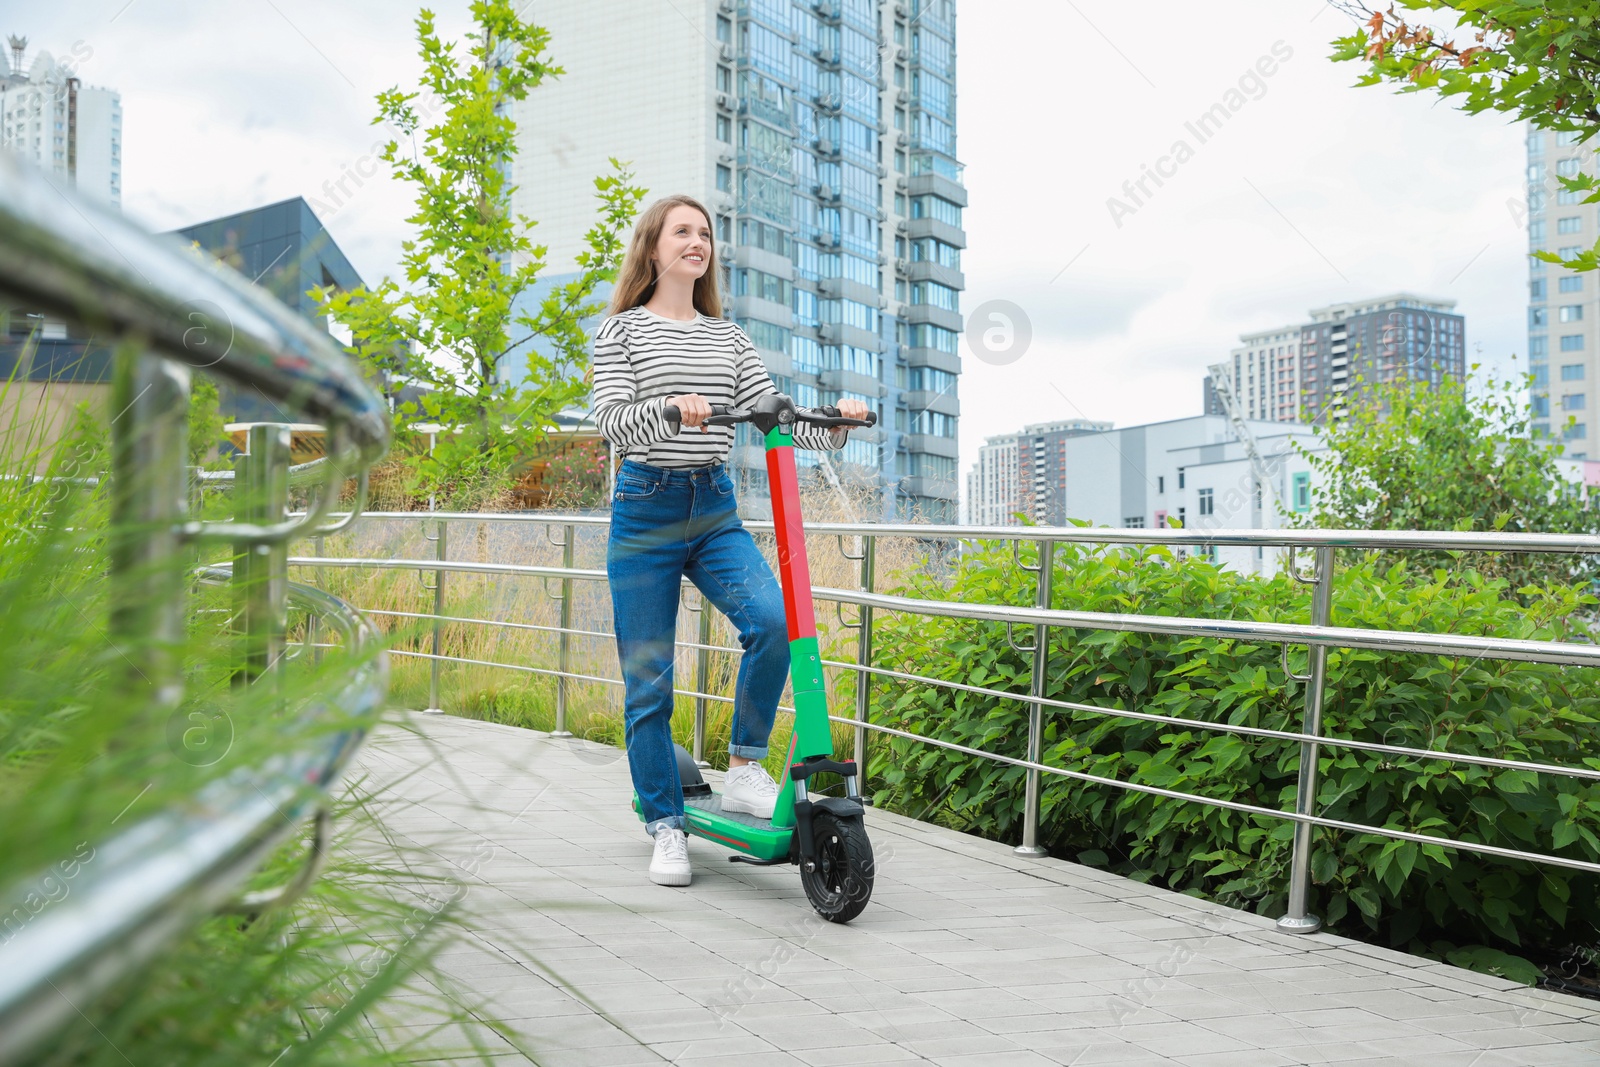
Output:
[1215, 294, 1465, 427]
[506, 0, 965, 520]
[965, 418, 1111, 526]
[966, 430, 1017, 525]
[1, 36, 121, 207]
[1527, 125, 1594, 455]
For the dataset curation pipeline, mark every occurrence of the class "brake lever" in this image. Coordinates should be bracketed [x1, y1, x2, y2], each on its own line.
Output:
[797, 408, 878, 429]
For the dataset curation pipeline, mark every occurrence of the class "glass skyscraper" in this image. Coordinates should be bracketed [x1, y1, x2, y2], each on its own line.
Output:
[509, 0, 966, 520]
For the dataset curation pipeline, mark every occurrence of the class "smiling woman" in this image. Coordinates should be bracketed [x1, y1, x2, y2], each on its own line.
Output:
[588, 194, 869, 888]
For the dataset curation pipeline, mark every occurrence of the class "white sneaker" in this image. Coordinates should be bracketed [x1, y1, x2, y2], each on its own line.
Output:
[649, 827, 691, 886]
[722, 762, 780, 820]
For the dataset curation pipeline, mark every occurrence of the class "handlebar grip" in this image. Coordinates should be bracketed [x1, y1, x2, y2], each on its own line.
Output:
[663, 402, 732, 425]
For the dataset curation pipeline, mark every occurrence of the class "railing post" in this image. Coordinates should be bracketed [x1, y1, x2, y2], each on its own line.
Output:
[1015, 538, 1054, 857]
[693, 595, 711, 767]
[108, 349, 190, 711]
[553, 522, 575, 738]
[1278, 544, 1335, 934]
[423, 520, 447, 713]
[853, 533, 876, 770]
[233, 424, 291, 685]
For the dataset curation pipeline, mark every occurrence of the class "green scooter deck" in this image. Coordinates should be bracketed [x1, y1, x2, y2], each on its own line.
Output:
[633, 793, 793, 862]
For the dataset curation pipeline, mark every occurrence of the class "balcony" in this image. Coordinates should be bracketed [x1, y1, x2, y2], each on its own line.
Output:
[904, 259, 964, 290]
[898, 474, 959, 500]
[818, 322, 884, 351]
[905, 388, 959, 416]
[903, 303, 962, 334]
[905, 346, 961, 375]
[903, 433, 959, 458]
[820, 366, 884, 397]
[903, 216, 966, 248]
[817, 276, 881, 305]
[905, 170, 967, 208]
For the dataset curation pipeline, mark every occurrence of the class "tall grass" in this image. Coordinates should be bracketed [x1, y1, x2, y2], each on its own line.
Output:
[0, 364, 510, 1066]
[305, 465, 944, 785]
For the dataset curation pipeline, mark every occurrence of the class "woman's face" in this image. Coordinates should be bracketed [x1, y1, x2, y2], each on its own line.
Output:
[651, 204, 712, 284]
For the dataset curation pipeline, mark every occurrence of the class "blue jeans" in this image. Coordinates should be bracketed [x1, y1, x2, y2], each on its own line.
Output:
[606, 460, 790, 836]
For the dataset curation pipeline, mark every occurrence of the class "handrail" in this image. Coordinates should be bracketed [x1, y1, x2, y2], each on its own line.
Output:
[286, 554, 1600, 668]
[0, 153, 390, 467]
[315, 509, 1600, 554]
[292, 510, 1600, 936]
[0, 574, 387, 1064]
[0, 157, 392, 1061]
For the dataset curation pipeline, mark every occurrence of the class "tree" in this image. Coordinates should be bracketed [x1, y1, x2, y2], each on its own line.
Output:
[1329, 1, 1600, 271]
[318, 1, 645, 502]
[1294, 369, 1600, 590]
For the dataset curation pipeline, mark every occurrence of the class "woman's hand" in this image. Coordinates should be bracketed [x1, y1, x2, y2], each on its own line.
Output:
[666, 393, 713, 433]
[837, 398, 871, 424]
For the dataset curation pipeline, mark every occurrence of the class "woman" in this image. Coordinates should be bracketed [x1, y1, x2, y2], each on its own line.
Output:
[592, 195, 870, 887]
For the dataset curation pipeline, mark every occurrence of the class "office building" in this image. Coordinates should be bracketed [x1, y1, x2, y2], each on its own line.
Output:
[967, 413, 1322, 573]
[1214, 294, 1466, 427]
[1, 35, 121, 206]
[1527, 125, 1596, 455]
[506, 0, 966, 520]
[172, 197, 365, 421]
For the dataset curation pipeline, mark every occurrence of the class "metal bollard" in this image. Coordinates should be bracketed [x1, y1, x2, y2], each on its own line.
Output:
[693, 595, 711, 767]
[108, 349, 190, 711]
[1278, 545, 1335, 934]
[233, 424, 291, 685]
[552, 523, 575, 738]
[1015, 539, 1055, 857]
[421, 520, 446, 713]
[853, 534, 876, 770]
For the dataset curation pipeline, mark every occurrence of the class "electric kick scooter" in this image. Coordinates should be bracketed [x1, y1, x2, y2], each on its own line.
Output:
[644, 393, 878, 923]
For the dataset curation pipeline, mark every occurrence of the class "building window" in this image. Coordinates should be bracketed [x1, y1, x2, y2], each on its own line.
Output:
[1562, 335, 1585, 352]
[1157, 475, 1165, 493]
[1176, 506, 1186, 527]
[716, 164, 731, 192]
[1560, 245, 1583, 258]
[716, 115, 731, 143]
[1560, 276, 1584, 293]
[717, 65, 732, 92]
[1567, 421, 1588, 440]
[1559, 216, 1584, 234]
[1558, 158, 1582, 177]
[1530, 307, 1548, 327]
[1565, 393, 1587, 411]
[1562, 363, 1585, 381]
[1561, 304, 1585, 322]
[1123, 516, 1144, 528]
[1531, 336, 1549, 356]
[1177, 468, 1185, 489]
[1197, 488, 1214, 516]
[716, 15, 731, 41]
[1533, 395, 1551, 416]
[1292, 472, 1311, 513]
[1532, 279, 1548, 299]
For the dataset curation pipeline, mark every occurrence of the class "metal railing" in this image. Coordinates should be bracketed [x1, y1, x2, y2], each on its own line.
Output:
[0, 153, 390, 1062]
[293, 510, 1600, 937]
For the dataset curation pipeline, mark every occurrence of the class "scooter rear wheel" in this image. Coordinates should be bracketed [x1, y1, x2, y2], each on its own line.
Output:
[801, 813, 874, 923]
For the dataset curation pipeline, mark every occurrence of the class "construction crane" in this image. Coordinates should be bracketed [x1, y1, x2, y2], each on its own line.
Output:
[1206, 361, 1283, 527]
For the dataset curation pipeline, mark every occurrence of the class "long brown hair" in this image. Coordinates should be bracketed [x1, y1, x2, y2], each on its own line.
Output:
[606, 195, 723, 319]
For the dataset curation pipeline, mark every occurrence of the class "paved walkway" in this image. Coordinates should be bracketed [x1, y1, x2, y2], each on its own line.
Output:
[354, 712, 1600, 1066]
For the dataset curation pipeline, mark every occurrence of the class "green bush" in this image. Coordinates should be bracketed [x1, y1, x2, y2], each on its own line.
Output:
[866, 536, 1600, 964]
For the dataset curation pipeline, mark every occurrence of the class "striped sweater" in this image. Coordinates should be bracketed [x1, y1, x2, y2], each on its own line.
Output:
[591, 305, 845, 468]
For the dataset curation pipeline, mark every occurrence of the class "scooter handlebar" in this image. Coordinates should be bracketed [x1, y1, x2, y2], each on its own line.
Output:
[661, 400, 875, 430]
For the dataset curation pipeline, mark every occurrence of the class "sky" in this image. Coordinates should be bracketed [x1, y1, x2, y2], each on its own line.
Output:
[5, 0, 1531, 487]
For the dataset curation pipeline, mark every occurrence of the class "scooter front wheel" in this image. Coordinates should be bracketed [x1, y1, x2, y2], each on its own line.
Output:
[801, 813, 874, 923]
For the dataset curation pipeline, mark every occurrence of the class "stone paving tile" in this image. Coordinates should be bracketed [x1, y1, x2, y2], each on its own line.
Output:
[357, 714, 1600, 1066]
